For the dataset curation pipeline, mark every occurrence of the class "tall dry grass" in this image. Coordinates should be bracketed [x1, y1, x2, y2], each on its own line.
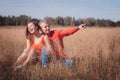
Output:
[0, 26, 120, 80]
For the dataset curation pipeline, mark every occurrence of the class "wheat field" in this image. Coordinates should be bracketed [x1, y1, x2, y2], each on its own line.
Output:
[0, 26, 120, 80]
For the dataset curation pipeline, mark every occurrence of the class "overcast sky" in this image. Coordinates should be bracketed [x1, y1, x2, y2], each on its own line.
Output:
[0, 0, 120, 21]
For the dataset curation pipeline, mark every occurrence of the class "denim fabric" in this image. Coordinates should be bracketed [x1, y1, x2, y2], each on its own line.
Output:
[41, 46, 48, 65]
[64, 59, 74, 67]
[41, 46, 74, 67]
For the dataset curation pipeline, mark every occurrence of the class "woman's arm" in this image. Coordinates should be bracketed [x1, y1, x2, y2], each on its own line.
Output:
[14, 39, 31, 67]
[22, 48, 35, 67]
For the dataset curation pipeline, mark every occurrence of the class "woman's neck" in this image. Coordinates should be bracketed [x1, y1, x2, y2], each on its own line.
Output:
[33, 31, 41, 38]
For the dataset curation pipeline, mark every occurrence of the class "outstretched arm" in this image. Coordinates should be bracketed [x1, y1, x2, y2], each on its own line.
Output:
[22, 48, 35, 67]
[60, 23, 87, 37]
[14, 39, 31, 67]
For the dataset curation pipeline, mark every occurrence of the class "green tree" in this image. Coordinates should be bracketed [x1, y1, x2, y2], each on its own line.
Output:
[44, 17, 55, 25]
[55, 16, 64, 26]
[75, 18, 83, 26]
[116, 21, 120, 27]
[63, 16, 72, 26]
[18, 15, 31, 26]
[71, 17, 76, 26]
[82, 18, 96, 26]
[0, 15, 3, 26]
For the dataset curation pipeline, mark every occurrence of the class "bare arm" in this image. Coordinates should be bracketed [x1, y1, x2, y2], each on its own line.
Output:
[25, 39, 31, 51]
[44, 35, 55, 55]
[14, 39, 31, 67]
[20, 39, 31, 54]
[22, 48, 35, 67]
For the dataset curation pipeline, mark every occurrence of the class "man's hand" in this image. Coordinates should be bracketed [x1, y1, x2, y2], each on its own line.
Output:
[79, 24, 87, 30]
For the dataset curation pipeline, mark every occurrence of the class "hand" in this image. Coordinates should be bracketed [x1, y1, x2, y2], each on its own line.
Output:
[13, 65, 22, 71]
[78, 24, 87, 30]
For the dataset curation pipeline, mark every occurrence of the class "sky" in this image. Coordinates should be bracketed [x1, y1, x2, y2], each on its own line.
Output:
[0, 0, 120, 21]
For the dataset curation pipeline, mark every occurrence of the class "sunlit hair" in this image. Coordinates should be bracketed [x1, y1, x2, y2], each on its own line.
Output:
[25, 20, 40, 45]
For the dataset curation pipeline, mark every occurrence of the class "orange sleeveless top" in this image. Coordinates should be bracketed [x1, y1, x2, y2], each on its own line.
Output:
[31, 35, 45, 54]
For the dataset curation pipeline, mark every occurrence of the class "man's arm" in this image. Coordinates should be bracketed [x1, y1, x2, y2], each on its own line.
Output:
[59, 24, 86, 37]
[44, 35, 55, 55]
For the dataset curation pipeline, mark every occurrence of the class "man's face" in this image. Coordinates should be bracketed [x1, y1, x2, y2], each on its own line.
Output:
[40, 22, 50, 34]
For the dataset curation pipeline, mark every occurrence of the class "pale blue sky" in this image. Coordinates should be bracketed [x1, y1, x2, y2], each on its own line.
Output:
[0, 0, 120, 21]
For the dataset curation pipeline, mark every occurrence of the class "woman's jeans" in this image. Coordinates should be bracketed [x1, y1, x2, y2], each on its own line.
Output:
[41, 46, 74, 67]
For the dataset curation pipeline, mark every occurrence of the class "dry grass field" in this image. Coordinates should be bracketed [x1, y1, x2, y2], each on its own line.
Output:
[0, 26, 120, 80]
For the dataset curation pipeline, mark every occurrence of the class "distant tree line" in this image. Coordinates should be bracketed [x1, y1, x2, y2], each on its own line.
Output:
[0, 15, 31, 26]
[0, 15, 120, 27]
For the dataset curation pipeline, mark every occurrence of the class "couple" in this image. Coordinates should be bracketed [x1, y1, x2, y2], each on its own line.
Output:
[14, 20, 86, 69]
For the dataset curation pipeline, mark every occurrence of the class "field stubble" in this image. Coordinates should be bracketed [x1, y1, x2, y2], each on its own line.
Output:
[0, 26, 120, 80]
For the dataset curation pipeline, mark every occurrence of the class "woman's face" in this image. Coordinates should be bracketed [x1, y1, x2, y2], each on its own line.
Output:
[40, 22, 50, 34]
[27, 22, 37, 34]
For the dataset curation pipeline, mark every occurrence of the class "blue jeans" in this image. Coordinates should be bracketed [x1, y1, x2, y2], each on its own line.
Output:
[64, 59, 74, 67]
[41, 46, 74, 67]
[41, 46, 48, 66]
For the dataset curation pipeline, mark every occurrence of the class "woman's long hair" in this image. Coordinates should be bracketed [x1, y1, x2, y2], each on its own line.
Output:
[25, 20, 40, 45]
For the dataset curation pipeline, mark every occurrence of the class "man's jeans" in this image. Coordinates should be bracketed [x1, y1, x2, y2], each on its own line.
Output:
[41, 46, 74, 67]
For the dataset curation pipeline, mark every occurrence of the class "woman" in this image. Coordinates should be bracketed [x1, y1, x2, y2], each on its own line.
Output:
[14, 20, 52, 69]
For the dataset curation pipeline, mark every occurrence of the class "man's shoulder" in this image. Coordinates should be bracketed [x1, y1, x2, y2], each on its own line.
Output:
[51, 29, 61, 33]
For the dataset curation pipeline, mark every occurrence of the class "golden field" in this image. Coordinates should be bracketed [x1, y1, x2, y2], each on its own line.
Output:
[0, 26, 120, 80]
